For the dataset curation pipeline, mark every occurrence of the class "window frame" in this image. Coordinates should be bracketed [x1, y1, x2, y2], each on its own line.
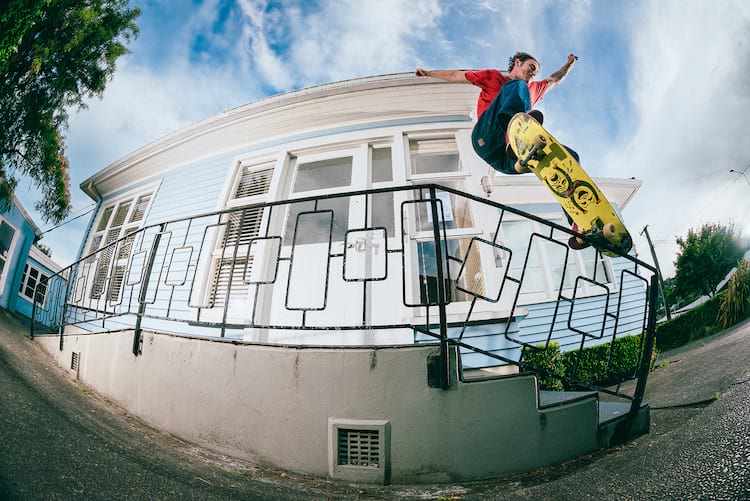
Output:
[80, 184, 158, 306]
[18, 263, 50, 307]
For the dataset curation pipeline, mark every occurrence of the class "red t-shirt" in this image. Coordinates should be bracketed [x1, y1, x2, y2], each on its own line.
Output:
[465, 69, 550, 118]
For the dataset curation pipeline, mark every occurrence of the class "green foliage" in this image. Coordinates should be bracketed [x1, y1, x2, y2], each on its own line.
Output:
[0, 0, 140, 223]
[654, 293, 724, 352]
[673, 223, 746, 300]
[522, 342, 565, 391]
[523, 335, 648, 390]
[718, 260, 750, 329]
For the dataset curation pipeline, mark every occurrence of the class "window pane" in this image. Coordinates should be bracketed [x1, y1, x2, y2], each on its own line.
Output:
[409, 137, 460, 175]
[233, 164, 274, 199]
[370, 192, 395, 236]
[416, 239, 475, 304]
[502, 221, 545, 294]
[413, 185, 474, 231]
[581, 248, 611, 283]
[292, 157, 352, 192]
[96, 206, 114, 232]
[130, 194, 152, 223]
[111, 200, 132, 229]
[0, 221, 15, 257]
[284, 198, 349, 244]
[371, 147, 393, 183]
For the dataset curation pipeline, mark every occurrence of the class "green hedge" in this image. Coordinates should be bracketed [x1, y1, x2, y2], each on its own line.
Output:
[655, 293, 724, 352]
[523, 334, 648, 390]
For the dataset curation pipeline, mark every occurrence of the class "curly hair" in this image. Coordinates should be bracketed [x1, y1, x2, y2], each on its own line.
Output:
[507, 52, 538, 71]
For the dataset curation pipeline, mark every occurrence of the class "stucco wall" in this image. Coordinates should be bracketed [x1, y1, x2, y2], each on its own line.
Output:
[36, 329, 602, 484]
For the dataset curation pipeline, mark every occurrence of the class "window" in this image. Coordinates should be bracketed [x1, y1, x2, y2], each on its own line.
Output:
[86, 191, 153, 304]
[415, 238, 481, 305]
[19, 264, 49, 306]
[207, 162, 275, 309]
[408, 136, 462, 176]
[283, 155, 354, 244]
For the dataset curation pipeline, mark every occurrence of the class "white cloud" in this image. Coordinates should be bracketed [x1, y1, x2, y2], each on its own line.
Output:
[602, 0, 750, 276]
[238, 0, 442, 88]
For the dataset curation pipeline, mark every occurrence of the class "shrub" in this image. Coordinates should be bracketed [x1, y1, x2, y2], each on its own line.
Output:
[718, 260, 750, 329]
[523, 335, 648, 391]
[561, 334, 646, 389]
[522, 342, 565, 391]
[654, 293, 724, 352]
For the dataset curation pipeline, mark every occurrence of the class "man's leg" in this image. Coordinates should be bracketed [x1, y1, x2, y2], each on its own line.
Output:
[471, 79, 532, 171]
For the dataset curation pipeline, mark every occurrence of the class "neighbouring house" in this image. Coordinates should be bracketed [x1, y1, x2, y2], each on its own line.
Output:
[0, 195, 59, 318]
[14, 244, 63, 321]
[33, 73, 657, 484]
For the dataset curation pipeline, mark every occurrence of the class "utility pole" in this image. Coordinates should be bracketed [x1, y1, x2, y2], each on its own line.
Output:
[641, 225, 671, 320]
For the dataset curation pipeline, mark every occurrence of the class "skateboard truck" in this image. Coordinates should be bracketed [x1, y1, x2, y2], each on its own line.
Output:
[516, 134, 548, 171]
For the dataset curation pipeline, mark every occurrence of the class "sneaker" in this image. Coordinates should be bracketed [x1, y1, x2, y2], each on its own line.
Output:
[528, 109, 544, 125]
[568, 223, 591, 250]
[505, 142, 518, 160]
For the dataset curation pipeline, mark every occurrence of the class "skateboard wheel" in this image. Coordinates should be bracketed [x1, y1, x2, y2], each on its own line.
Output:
[533, 135, 547, 149]
[514, 159, 529, 174]
[603, 223, 616, 237]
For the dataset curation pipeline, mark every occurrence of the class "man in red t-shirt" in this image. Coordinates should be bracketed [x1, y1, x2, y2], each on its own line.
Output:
[416, 52, 577, 175]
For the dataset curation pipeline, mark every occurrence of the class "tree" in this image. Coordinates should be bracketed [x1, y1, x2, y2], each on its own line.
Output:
[673, 223, 746, 300]
[1, 0, 140, 224]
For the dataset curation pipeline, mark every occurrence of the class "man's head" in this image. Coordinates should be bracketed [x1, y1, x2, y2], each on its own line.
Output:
[508, 52, 540, 82]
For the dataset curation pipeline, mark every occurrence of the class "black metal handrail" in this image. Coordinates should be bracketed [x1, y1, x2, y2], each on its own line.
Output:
[31, 183, 658, 439]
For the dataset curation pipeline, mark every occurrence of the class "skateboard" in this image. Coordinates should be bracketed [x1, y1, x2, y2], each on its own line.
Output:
[506, 113, 632, 257]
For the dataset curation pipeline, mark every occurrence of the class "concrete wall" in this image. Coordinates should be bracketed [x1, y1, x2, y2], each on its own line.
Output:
[36, 329, 602, 484]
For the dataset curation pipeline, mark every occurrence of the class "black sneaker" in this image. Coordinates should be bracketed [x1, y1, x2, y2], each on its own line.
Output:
[568, 236, 591, 250]
[568, 223, 591, 250]
[505, 142, 518, 160]
[528, 109, 544, 125]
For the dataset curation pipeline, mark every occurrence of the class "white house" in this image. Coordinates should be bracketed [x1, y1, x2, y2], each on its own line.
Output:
[34, 73, 656, 484]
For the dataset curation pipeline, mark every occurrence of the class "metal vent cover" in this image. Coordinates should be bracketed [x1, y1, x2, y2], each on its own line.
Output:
[71, 352, 81, 377]
[337, 428, 380, 468]
[328, 418, 390, 484]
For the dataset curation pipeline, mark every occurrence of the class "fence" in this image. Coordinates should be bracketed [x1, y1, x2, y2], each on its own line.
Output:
[32, 183, 657, 434]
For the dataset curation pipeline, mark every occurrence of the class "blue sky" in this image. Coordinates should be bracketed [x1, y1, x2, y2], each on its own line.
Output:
[17, 0, 750, 278]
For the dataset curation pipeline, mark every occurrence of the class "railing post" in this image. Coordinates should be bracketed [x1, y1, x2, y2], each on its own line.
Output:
[615, 273, 659, 443]
[132, 225, 165, 356]
[58, 268, 74, 351]
[428, 187, 451, 390]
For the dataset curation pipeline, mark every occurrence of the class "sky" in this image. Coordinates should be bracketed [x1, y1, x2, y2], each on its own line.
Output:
[16, 0, 750, 278]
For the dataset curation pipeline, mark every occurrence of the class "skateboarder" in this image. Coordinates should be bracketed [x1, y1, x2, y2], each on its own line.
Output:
[416, 52, 588, 249]
[415, 52, 578, 175]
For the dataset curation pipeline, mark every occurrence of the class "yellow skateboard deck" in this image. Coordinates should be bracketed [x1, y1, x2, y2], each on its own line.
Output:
[507, 113, 632, 257]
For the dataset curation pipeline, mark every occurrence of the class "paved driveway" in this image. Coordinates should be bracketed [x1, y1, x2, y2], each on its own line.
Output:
[2, 309, 749, 499]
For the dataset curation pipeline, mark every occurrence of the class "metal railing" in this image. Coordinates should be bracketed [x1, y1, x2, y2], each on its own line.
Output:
[31, 184, 658, 438]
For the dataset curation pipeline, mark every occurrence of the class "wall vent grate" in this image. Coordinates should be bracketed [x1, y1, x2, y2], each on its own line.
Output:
[71, 352, 81, 376]
[337, 428, 380, 468]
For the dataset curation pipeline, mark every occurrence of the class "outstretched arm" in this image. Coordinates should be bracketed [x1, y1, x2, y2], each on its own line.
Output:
[544, 54, 578, 89]
[415, 68, 469, 83]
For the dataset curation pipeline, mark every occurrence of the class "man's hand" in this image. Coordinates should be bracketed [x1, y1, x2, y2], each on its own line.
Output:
[415, 68, 429, 77]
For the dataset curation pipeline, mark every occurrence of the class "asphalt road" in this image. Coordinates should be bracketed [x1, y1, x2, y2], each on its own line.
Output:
[1, 308, 750, 500]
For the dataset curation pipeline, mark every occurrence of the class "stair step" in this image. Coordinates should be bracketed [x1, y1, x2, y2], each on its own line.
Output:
[538, 390, 597, 409]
